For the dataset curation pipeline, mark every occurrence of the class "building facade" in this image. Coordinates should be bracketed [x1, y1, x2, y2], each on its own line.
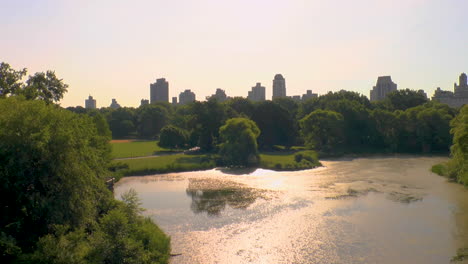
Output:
[432, 73, 468, 108]
[179, 89, 196, 105]
[110, 99, 121, 109]
[150, 78, 169, 103]
[85, 95, 96, 109]
[370, 76, 397, 101]
[302, 90, 318, 101]
[247, 83, 266, 102]
[272, 74, 286, 99]
[140, 99, 149, 107]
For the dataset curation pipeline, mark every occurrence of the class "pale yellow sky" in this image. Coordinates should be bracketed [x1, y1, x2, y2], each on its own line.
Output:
[2, 0, 467, 107]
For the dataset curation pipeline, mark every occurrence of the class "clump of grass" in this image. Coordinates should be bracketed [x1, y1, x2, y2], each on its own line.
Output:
[115, 153, 216, 176]
[431, 163, 448, 176]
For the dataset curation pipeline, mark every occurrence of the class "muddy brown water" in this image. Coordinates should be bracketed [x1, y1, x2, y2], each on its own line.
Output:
[114, 155, 468, 264]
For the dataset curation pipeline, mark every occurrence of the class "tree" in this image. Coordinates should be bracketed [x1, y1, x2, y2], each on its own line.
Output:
[219, 118, 260, 166]
[446, 105, 468, 184]
[384, 88, 429, 111]
[300, 109, 345, 153]
[23, 71, 68, 104]
[0, 97, 112, 256]
[0, 97, 171, 263]
[137, 104, 169, 139]
[158, 125, 188, 149]
[0, 62, 27, 97]
[251, 101, 296, 149]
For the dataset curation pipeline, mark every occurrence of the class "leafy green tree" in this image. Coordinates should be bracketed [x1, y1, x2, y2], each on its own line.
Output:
[158, 125, 188, 149]
[226, 97, 255, 118]
[219, 118, 261, 166]
[384, 88, 429, 111]
[251, 101, 296, 149]
[137, 104, 169, 139]
[22, 71, 69, 103]
[0, 62, 27, 97]
[445, 105, 468, 183]
[0, 97, 113, 257]
[300, 109, 345, 153]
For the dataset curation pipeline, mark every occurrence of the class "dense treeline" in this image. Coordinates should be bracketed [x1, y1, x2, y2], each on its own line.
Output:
[0, 62, 170, 263]
[68, 88, 458, 156]
[432, 105, 468, 184]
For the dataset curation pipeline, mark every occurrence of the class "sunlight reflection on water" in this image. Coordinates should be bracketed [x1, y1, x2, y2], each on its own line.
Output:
[115, 156, 468, 264]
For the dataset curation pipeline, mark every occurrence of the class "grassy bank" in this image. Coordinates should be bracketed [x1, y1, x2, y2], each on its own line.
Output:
[111, 140, 179, 159]
[113, 148, 321, 177]
[115, 153, 216, 176]
[259, 150, 321, 171]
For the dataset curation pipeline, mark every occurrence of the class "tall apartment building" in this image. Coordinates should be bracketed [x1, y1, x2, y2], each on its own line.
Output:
[432, 73, 468, 108]
[247, 83, 266, 102]
[272, 74, 286, 99]
[85, 95, 96, 109]
[140, 99, 149, 106]
[150, 78, 169, 103]
[179, 89, 196, 105]
[370, 76, 397, 101]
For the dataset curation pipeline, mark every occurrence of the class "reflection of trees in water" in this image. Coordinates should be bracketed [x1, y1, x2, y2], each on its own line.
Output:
[186, 178, 266, 216]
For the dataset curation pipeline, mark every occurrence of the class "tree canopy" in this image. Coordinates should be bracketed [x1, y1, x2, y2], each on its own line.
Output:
[219, 117, 261, 166]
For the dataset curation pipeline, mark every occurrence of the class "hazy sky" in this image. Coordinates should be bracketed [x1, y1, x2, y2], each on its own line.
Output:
[2, 0, 468, 107]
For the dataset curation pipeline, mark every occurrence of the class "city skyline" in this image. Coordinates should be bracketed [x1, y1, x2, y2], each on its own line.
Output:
[2, 0, 468, 107]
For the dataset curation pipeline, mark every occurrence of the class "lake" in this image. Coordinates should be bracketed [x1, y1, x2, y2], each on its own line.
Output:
[115, 155, 468, 264]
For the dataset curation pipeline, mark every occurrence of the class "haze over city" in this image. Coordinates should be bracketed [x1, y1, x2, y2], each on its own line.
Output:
[2, 0, 468, 107]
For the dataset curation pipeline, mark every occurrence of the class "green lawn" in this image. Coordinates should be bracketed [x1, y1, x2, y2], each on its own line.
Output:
[259, 150, 321, 171]
[116, 153, 216, 176]
[111, 140, 173, 159]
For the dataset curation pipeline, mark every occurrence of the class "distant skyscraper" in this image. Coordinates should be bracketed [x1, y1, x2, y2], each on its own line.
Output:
[85, 95, 96, 109]
[172, 97, 178, 105]
[247, 83, 266, 102]
[432, 73, 468, 107]
[179, 89, 196, 105]
[140, 99, 149, 106]
[150, 78, 169, 103]
[302, 90, 318, 101]
[110, 99, 121, 109]
[207, 88, 228, 102]
[370, 76, 397, 101]
[272, 74, 286, 99]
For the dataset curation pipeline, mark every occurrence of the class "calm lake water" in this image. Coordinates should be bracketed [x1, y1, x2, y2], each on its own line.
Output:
[114, 156, 468, 264]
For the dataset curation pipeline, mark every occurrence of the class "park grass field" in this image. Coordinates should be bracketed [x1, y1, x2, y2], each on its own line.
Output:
[259, 150, 321, 171]
[111, 140, 172, 159]
[116, 153, 216, 176]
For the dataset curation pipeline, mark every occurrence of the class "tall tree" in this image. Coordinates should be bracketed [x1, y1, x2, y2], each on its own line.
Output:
[219, 118, 261, 166]
[23, 71, 68, 104]
[300, 109, 345, 153]
[0, 62, 27, 97]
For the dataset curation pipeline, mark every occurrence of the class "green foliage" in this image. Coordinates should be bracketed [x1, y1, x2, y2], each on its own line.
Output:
[107, 107, 137, 139]
[158, 125, 188, 149]
[219, 118, 261, 166]
[0, 62, 67, 104]
[383, 88, 429, 111]
[251, 101, 296, 149]
[0, 97, 170, 263]
[300, 109, 345, 153]
[0, 62, 27, 97]
[137, 104, 169, 139]
[445, 105, 468, 184]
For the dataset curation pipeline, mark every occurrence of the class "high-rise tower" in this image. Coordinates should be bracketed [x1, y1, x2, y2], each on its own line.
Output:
[370, 76, 397, 101]
[150, 78, 169, 103]
[272, 74, 286, 99]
